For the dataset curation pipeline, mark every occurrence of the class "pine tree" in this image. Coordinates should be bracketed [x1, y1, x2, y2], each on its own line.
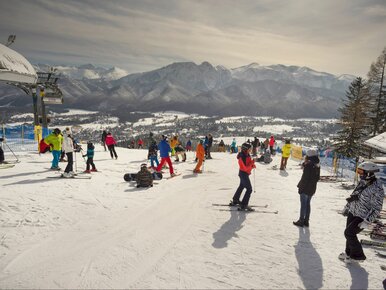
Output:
[334, 77, 371, 158]
[367, 47, 386, 136]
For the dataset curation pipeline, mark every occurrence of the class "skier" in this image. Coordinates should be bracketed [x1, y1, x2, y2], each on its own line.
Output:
[230, 143, 256, 211]
[280, 139, 291, 170]
[256, 149, 272, 164]
[138, 138, 144, 149]
[193, 139, 205, 173]
[230, 138, 237, 153]
[0, 137, 4, 163]
[155, 135, 176, 177]
[83, 141, 97, 173]
[339, 161, 384, 263]
[61, 127, 74, 178]
[105, 132, 118, 159]
[170, 135, 179, 156]
[101, 130, 107, 151]
[135, 163, 153, 188]
[44, 128, 63, 170]
[148, 140, 159, 169]
[293, 149, 320, 227]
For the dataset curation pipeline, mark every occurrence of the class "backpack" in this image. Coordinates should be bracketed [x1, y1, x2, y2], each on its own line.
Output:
[39, 139, 51, 153]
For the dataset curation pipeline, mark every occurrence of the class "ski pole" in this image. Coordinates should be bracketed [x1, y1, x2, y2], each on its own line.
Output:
[4, 141, 19, 163]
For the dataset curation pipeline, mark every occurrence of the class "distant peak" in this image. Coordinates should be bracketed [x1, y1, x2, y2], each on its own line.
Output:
[78, 64, 96, 70]
[200, 61, 213, 68]
[247, 62, 260, 68]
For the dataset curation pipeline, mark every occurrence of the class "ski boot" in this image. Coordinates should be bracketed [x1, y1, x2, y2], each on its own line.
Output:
[228, 200, 241, 206]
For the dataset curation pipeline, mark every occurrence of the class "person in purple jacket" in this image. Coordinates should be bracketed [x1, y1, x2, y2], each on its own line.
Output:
[155, 135, 175, 177]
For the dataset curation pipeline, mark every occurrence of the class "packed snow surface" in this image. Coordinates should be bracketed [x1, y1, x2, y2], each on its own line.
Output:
[0, 146, 385, 289]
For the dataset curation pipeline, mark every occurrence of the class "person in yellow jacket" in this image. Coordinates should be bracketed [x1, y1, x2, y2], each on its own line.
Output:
[44, 128, 63, 170]
[170, 135, 179, 156]
[280, 139, 291, 170]
[194, 139, 205, 173]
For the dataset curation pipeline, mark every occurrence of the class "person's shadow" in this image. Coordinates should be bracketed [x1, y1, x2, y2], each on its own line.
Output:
[295, 227, 323, 289]
[347, 261, 368, 289]
[212, 210, 246, 248]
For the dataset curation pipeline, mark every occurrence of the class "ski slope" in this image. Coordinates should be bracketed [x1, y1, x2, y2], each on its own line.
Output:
[0, 145, 385, 289]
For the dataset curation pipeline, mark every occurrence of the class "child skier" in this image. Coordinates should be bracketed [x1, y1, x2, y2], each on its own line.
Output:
[155, 135, 175, 177]
[148, 140, 159, 168]
[230, 143, 256, 211]
[83, 142, 97, 173]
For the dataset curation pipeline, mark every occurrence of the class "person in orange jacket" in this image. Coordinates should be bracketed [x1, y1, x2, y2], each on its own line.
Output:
[194, 139, 205, 173]
[230, 142, 256, 211]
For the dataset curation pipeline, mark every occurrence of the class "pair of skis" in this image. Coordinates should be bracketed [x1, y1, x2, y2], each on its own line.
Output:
[212, 203, 278, 214]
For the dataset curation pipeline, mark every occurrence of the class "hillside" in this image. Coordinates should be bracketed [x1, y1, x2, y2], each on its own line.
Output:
[0, 146, 384, 289]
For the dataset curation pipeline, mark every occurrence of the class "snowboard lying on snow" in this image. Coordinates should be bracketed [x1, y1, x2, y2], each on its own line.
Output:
[124, 172, 163, 182]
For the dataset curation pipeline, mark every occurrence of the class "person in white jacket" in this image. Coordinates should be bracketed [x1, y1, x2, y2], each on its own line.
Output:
[62, 127, 74, 178]
[339, 161, 385, 263]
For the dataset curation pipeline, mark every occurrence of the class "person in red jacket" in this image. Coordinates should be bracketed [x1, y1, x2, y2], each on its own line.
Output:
[105, 132, 118, 159]
[269, 135, 275, 154]
[230, 143, 256, 211]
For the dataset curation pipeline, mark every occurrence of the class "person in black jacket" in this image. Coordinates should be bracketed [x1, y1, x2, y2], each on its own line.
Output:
[101, 130, 107, 151]
[293, 149, 320, 227]
[0, 137, 4, 163]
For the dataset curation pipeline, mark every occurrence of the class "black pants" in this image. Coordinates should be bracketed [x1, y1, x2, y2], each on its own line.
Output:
[344, 212, 366, 259]
[64, 152, 73, 173]
[86, 157, 96, 170]
[232, 172, 253, 206]
[0, 146, 4, 163]
[108, 145, 118, 159]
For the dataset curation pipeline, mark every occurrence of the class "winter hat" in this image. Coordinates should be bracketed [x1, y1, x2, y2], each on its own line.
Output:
[241, 143, 251, 151]
[53, 128, 61, 134]
[306, 149, 318, 157]
[162, 135, 168, 140]
[140, 163, 147, 169]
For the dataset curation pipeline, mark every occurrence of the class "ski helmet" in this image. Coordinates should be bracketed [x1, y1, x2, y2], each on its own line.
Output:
[357, 161, 379, 173]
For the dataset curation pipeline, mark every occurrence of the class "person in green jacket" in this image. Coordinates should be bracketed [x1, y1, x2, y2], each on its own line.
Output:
[44, 128, 63, 169]
[280, 139, 291, 170]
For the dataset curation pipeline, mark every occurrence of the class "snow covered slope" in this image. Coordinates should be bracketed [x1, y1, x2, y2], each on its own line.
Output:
[0, 146, 384, 289]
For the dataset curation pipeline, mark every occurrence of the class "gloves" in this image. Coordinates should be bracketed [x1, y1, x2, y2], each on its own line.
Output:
[346, 194, 359, 203]
[359, 220, 371, 230]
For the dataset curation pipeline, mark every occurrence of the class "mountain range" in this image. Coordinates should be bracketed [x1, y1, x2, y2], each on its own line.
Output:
[0, 61, 356, 120]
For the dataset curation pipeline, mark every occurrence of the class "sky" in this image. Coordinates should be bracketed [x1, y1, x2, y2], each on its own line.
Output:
[0, 0, 385, 77]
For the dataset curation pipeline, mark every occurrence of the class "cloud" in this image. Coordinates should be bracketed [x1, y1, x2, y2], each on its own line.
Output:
[0, 0, 385, 76]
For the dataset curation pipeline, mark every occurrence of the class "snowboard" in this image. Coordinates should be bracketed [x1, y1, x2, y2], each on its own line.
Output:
[218, 208, 279, 214]
[212, 203, 268, 208]
[124, 172, 163, 182]
[166, 172, 182, 179]
[47, 175, 92, 179]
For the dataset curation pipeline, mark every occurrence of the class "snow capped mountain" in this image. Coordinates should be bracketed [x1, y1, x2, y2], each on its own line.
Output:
[0, 61, 356, 118]
[34, 64, 129, 80]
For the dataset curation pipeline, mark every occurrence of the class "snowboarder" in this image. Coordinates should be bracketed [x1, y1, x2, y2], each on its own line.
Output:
[280, 139, 291, 170]
[105, 132, 118, 159]
[61, 127, 74, 178]
[135, 163, 153, 188]
[83, 141, 97, 173]
[293, 149, 320, 227]
[206, 134, 213, 159]
[193, 139, 205, 173]
[230, 143, 256, 211]
[148, 140, 159, 168]
[269, 135, 275, 155]
[170, 135, 179, 156]
[174, 144, 186, 162]
[44, 128, 63, 170]
[155, 135, 175, 177]
[101, 130, 107, 151]
[339, 161, 384, 263]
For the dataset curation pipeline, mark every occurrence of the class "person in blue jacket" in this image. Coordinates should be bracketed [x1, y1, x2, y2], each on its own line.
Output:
[155, 135, 175, 177]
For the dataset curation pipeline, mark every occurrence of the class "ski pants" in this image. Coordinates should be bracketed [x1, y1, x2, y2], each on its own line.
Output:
[0, 146, 4, 163]
[194, 158, 204, 172]
[108, 145, 118, 159]
[156, 156, 174, 174]
[344, 212, 365, 259]
[64, 152, 74, 173]
[51, 150, 61, 168]
[149, 156, 159, 168]
[232, 172, 253, 206]
[86, 157, 96, 171]
[280, 157, 289, 170]
[299, 193, 312, 222]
